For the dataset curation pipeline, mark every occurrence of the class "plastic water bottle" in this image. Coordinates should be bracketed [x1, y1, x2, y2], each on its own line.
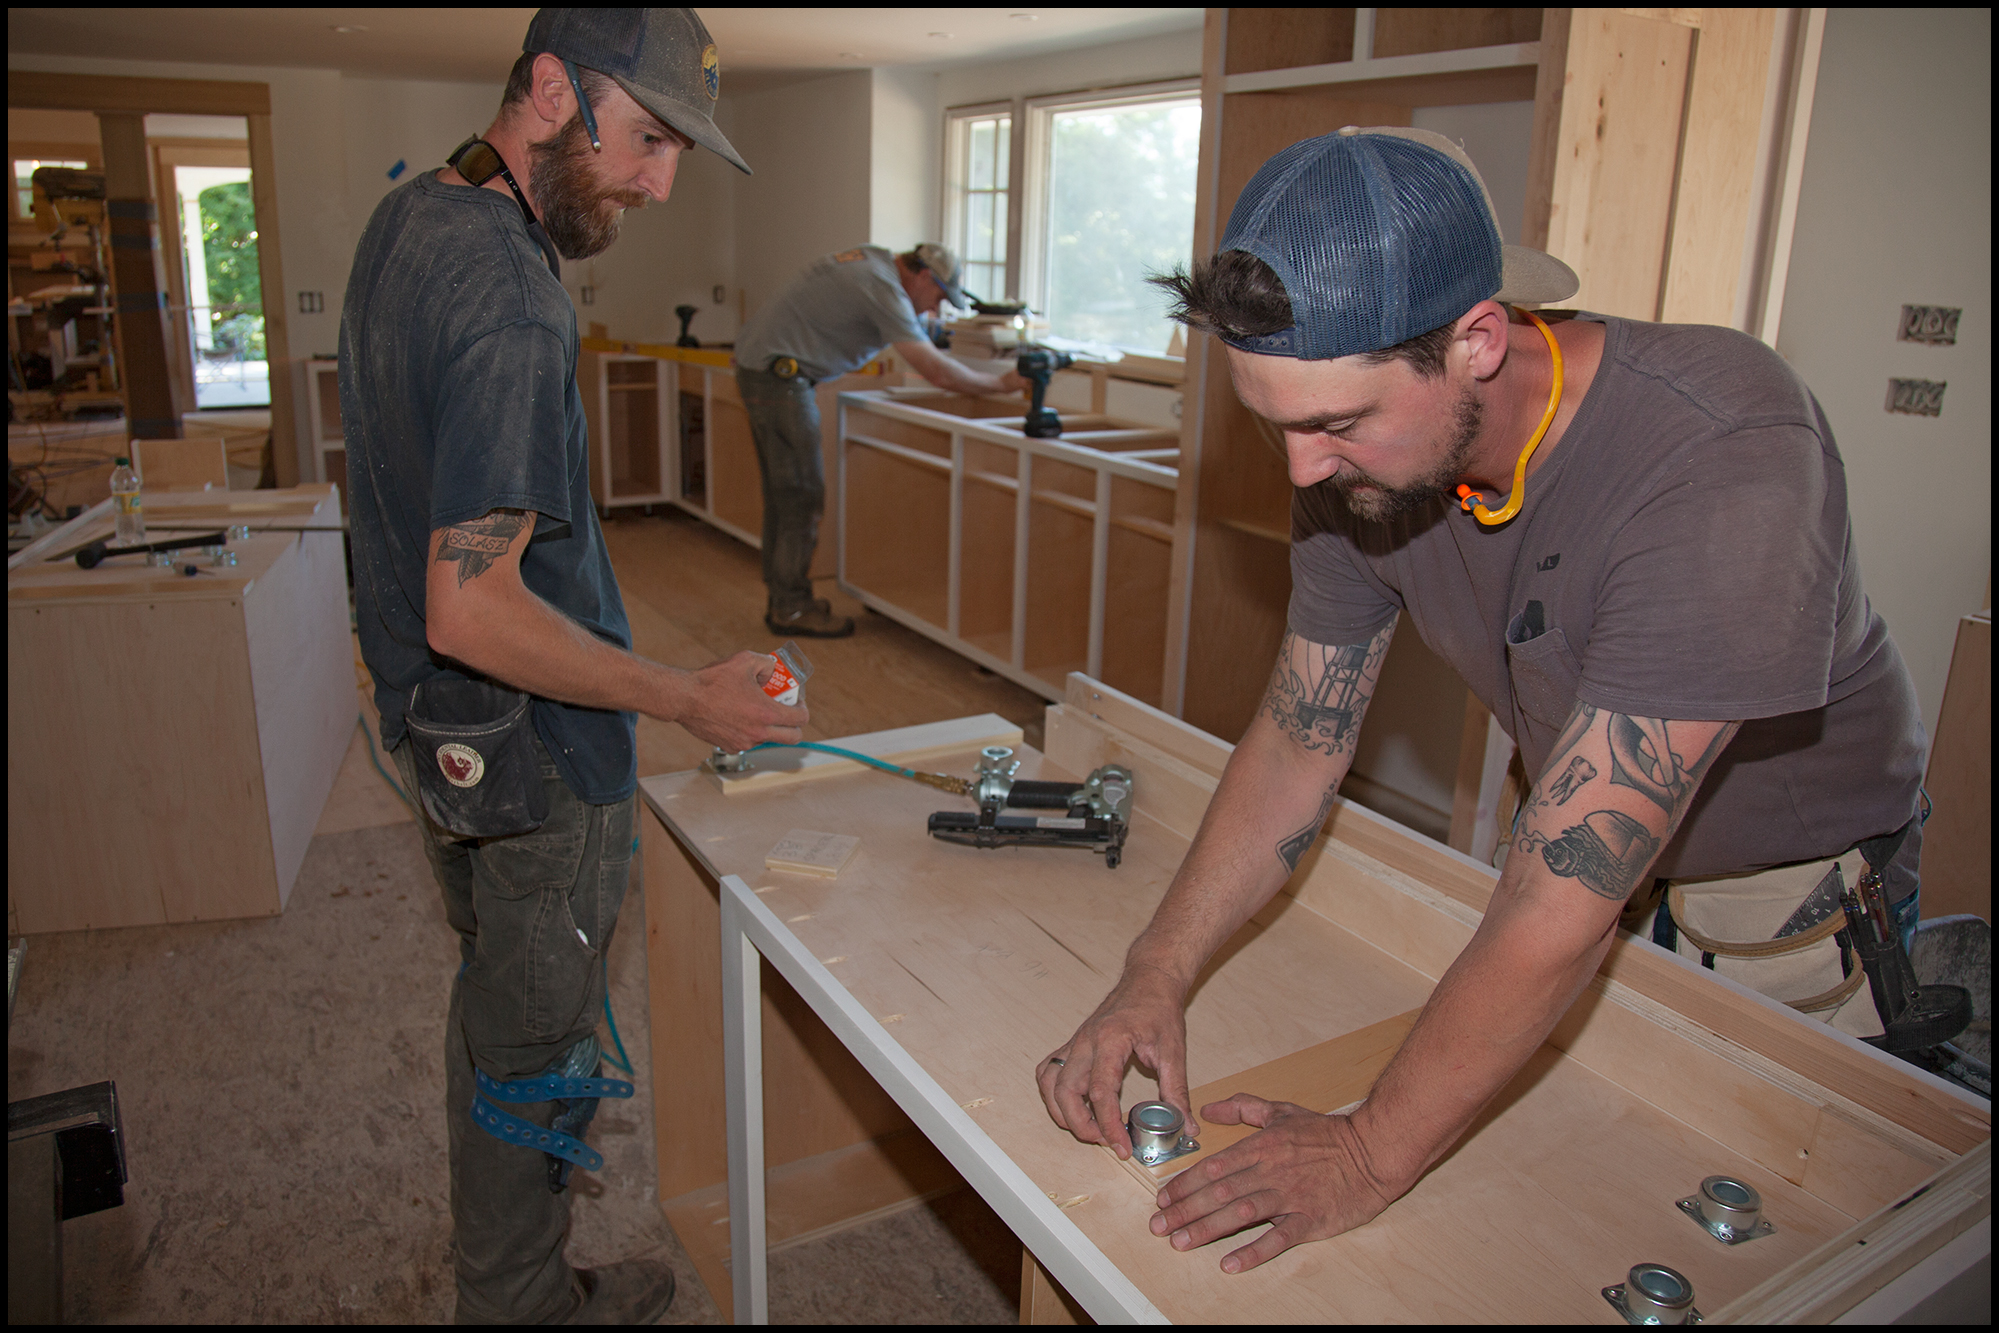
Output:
[110, 456, 145, 546]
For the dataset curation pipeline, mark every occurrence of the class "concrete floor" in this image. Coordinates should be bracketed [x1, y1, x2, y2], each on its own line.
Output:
[7, 509, 1054, 1324]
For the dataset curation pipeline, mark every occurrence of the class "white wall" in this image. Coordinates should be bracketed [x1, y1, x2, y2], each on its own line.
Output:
[934, 27, 1204, 108]
[1775, 8, 1992, 743]
[869, 64, 941, 255]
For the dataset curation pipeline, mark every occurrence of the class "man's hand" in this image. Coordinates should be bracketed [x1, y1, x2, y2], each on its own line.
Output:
[893, 338, 1022, 398]
[1149, 1098, 1393, 1274]
[1036, 963, 1193, 1160]
[997, 368, 1028, 394]
[669, 650, 807, 752]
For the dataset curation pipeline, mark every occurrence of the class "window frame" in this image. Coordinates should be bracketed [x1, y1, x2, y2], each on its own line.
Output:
[941, 100, 1017, 304]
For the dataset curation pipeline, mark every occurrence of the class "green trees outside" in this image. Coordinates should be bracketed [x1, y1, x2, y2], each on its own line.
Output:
[197, 181, 264, 359]
[1043, 101, 1201, 354]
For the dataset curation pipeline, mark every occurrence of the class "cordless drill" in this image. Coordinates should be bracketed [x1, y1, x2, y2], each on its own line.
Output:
[1015, 346, 1074, 438]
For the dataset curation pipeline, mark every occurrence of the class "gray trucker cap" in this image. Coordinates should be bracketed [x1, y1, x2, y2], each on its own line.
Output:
[1219, 125, 1576, 359]
[523, 8, 751, 175]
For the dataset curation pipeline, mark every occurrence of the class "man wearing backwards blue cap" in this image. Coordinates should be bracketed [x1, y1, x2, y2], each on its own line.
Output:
[1038, 127, 1928, 1272]
[341, 9, 796, 1322]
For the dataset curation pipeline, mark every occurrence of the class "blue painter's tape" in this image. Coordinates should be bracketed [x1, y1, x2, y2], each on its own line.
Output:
[387, 159, 406, 181]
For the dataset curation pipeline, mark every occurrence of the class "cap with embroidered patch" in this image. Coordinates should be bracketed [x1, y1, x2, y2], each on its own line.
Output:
[524, 8, 750, 175]
[1218, 125, 1576, 359]
[911, 243, 968, 308]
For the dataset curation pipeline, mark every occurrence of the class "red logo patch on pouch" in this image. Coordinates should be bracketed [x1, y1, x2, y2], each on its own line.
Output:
[438, 743, 485, 788]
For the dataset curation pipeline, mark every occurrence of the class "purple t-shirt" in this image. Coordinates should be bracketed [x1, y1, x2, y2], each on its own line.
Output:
[1289, 314, 1925, 877]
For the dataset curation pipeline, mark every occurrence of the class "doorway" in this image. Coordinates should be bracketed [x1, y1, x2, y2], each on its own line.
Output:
[153, 134, 267, 410]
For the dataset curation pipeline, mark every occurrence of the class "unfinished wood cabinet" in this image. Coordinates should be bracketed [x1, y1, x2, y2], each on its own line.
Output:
[578, 337, 879, 582]
[642, 673, 1989, 1323]
[837, 387, 1181, 705]
[580, 346, 674, 512]
[298, 356, 345, 507]
[6, 486, 352, 935]
[1166, 7, 1815, 820]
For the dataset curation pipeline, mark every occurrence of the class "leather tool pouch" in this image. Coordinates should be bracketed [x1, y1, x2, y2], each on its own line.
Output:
[405, 679, 548, 838]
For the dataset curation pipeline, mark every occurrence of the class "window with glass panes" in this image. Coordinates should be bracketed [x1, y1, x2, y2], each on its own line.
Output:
[948, 111, 1010, 304]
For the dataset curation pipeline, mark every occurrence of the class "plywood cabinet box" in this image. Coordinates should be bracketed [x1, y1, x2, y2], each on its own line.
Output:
[641, 673, 1989, 1323]
[837, 387, 1182, 705]
[7, 486, 354, 935]
[579, 339, 885, 582]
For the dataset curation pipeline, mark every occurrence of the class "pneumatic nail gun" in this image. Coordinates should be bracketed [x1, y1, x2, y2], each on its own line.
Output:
[927, 746, 1134, 868]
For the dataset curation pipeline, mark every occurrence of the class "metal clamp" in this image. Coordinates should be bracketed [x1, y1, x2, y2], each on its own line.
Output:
[1126, 1101, 1199, 1167]
[1603, 1263, 1701, 1324]
[1677, 1175, 1775, 1244]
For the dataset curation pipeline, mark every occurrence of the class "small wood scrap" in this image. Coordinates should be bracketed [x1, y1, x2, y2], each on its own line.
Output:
[765, 829, 860, 878]
[1104, 1007, 1423, 1195]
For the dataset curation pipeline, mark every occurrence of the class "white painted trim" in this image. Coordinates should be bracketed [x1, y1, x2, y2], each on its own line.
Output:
[1352, 8, 1376, 63]
[717, 873, 1168, 1325]
[1221, 41, 1540, 96]
[1754, 8, 1827, 348]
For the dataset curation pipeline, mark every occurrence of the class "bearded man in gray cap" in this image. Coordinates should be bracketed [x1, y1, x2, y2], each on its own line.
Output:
[340, 9, 795, 1322]
[734, 242, 1028, 637]
[1037, 127, 1931, 1272]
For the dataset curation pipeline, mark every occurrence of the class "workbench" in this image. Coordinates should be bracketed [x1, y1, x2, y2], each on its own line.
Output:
[640, 675, 1990, 1323]
[7, 485, 353, 934]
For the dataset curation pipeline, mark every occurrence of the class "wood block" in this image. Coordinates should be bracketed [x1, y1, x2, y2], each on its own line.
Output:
[1104, 1008, 1422, 1196]
[1919, 613, 1990, 922]
[133, 435, 230, 492]
[765, 829, 860, 878]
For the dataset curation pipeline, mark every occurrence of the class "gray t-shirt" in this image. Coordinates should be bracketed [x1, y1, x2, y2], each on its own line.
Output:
[735, 245, 925, 382]
[1289, 314, 1925, 878]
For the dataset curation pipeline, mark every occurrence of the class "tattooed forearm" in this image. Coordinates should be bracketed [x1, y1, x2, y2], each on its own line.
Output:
[435, 509, 529, 587]
[1516, 809, 1661, 901]
[1277, 784, 1338, 873]
[1542, 755, 1596, 806]
[1258, 625, 1392, 757]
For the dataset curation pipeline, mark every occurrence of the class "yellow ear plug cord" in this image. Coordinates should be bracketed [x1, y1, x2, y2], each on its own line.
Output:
[1457, 306, 1564, 526]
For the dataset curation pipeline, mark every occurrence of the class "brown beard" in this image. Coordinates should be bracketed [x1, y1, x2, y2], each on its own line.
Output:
[527, 114, 649, 261]
[1331, 384, 1482, 523]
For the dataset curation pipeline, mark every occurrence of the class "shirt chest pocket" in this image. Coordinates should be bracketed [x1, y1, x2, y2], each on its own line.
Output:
[1506, 600, 1582, 728]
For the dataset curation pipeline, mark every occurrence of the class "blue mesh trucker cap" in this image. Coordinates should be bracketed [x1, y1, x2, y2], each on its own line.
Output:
[524, 8, 751, 174]
[1218, 126, 1577, 359]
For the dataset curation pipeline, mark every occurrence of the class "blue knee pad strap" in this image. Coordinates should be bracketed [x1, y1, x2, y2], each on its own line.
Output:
[470, 1065, 634, 1173]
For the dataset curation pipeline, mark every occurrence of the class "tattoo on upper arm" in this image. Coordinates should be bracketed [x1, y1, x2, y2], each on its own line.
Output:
[1277, 784, 1338, 873]
[1516, 810, 1661, 901]
[1258, 625, 1392, 756]
[435, 509, 529, 588]
[1519, 712, 1739, 899]
[1607, 715, 1735, 820]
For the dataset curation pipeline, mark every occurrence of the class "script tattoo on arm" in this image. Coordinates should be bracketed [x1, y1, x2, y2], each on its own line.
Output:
[435, 509, 530, 588]
[1277, 784, 1339, 874]
[1258, 623, 1394, 758]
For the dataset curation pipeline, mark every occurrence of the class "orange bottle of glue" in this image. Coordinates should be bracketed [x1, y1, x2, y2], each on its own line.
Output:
[763, 640, 813, 706]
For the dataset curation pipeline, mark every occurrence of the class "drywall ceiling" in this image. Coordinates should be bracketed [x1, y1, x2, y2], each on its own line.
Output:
[7, 8, 1203, 85]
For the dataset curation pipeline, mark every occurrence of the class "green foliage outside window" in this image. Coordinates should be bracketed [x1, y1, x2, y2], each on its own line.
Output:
[198, 181, 264, 359]
[1043, 102, 1200, 354]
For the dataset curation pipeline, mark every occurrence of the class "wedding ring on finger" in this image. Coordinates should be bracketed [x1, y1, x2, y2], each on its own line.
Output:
[1047, 1056, 1066, 1067]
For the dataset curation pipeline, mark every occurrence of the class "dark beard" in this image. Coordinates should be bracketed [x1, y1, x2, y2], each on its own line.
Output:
[1331, 386, 1482, 523]
[527, 114, 649, 261]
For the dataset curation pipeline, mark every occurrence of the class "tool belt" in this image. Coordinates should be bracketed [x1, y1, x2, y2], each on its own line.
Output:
[1656, 846, 1883, 1038]
[404, 678, 548, 838]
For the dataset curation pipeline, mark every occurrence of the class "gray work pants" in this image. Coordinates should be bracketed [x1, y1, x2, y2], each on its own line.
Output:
[736, 365, 824, 614]
[393, 731, 636, 1324]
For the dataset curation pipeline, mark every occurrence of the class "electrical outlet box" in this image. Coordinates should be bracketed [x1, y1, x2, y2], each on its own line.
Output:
[1898, 306, 1960, 345]
[1886, 378, 1946, 416]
